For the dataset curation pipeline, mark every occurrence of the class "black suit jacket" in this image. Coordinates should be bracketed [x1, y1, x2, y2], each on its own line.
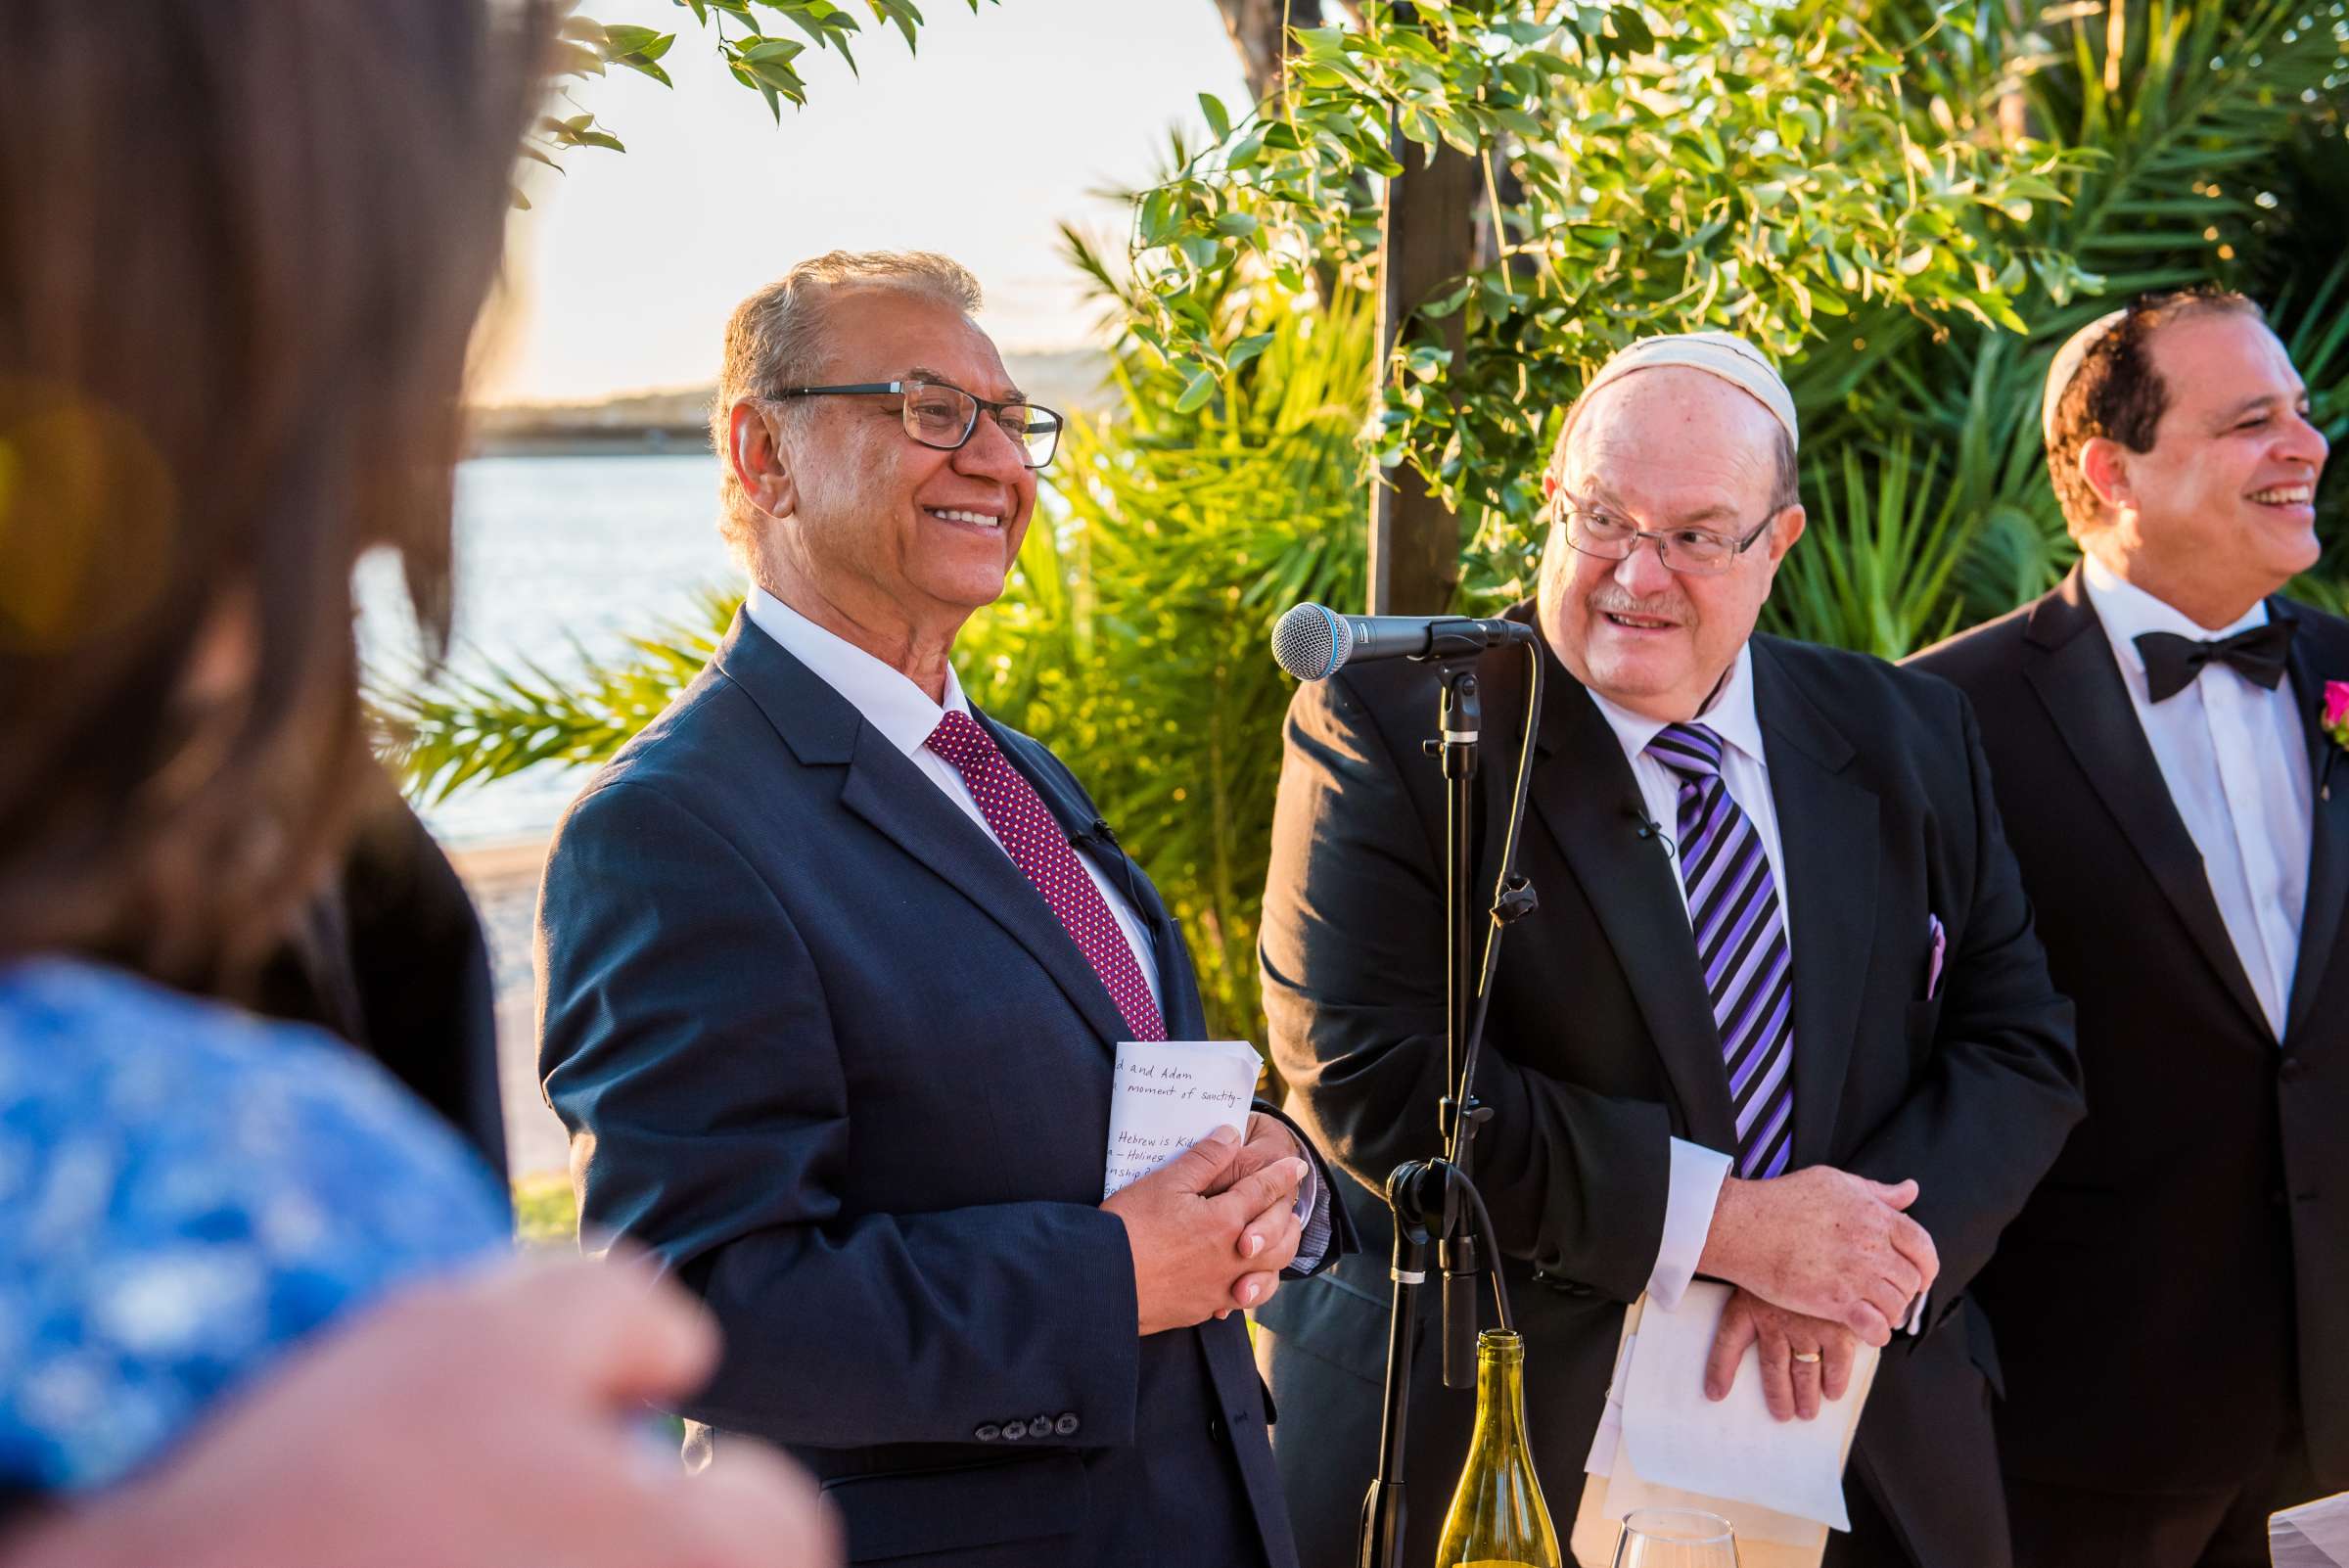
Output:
[1911, 568, 2349, 1494]
[537, 611, 1349, 1568]
[254, 787, 508, 1180]
[1253, 615, 2082, 1568]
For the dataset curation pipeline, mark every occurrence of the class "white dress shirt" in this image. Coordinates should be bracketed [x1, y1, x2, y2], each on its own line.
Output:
[744, 587, 1328, 1264]
[2081, 557, 2311, 1038]
[1585, 648, 1773, 1310]
[746, 586, 1166, 1016]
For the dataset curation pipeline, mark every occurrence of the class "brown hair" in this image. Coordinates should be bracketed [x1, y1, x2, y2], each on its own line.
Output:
[2045, 286, 2265, 534]
[711, 251, 985, 567]
[0, 1, 548, 989]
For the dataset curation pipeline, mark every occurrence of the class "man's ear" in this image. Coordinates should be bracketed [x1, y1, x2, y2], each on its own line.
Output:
[2078, 437, 2133, 515]
[728, 399, 798, 521]
[1765, 502, 1807, 564]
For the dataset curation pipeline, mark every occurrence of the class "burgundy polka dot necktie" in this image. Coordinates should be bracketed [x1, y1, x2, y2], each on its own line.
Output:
[926, 710, 1168, 1041]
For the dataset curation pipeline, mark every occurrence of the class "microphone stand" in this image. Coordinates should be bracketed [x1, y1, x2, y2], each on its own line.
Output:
[1358, 649, 1543, 1568]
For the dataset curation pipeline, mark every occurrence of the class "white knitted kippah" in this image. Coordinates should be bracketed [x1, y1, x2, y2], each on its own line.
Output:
[2041, 307, 2129, 447]
[1568, 331, 1799, 452]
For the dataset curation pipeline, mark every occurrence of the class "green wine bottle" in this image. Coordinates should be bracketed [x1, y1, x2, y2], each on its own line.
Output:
[1434, 1328, 1563, 1568]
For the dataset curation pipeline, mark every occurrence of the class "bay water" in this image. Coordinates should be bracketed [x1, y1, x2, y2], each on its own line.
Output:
[360, 453, 736, 849]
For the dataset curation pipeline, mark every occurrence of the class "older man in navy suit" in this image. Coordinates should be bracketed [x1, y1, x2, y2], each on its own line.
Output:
[537, 251, 1347, 1568]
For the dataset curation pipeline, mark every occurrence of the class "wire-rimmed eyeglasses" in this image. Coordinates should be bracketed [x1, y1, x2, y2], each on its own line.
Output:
[769, 380, 1064, 469]
[1553, 494, 1777, 576]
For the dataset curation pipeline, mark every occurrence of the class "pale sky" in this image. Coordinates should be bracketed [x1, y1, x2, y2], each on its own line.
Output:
[484, 0, 1248, 402]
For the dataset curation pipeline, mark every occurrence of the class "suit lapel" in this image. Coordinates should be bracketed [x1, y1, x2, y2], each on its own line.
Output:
[974, 709, 1212, 1041]
[1751, 641, 1879, 1172]
[715, 612, 1138, 1052]
[2020, 569, 2274, 1041]
[2280, 602, 2349, 1041]
[1528, 644, 1739, 1150]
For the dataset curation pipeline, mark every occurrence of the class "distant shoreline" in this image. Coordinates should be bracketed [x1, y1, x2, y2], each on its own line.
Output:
[470, 429, 710, 460]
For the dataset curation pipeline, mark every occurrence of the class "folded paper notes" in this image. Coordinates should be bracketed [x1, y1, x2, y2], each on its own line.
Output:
[1574, 1283, 1879, 1568]
[1101, 1039, 1261, 1198]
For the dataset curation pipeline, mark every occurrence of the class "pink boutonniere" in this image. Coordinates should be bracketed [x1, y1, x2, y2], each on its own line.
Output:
[2323, 682, 2349, 799]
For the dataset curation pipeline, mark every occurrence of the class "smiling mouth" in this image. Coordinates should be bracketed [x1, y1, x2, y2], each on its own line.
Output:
[2249, 484, 2315, 508]
[1601, 610, 1679, 631]
[925, 506, 1003, 530]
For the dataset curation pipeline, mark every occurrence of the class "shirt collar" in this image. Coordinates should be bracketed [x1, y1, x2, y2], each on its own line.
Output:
[2081, 553, 2269, 674]
[1586, 641, 1767, 772]
[743, 583, 969, 758]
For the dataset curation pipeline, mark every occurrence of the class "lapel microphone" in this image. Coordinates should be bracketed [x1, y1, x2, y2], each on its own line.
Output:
[1069, 817, 1148, 912]
[1632, 807, 1677, 858]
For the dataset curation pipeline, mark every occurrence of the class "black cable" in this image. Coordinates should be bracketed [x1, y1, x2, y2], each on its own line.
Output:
[1458, 1174, 1513, 1332]
[1449, 638, 1543, 1170]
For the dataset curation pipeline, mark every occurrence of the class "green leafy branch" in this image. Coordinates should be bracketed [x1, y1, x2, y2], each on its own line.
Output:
[527, 0, 995, 184]
[1123, 0, 2099, 562]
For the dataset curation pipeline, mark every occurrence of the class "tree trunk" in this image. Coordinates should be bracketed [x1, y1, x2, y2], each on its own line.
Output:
[1368, 138, 1479, 614]
[1212, 0, 1296, 102]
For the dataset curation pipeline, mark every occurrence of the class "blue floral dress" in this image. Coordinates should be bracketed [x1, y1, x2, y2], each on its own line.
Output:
[0, 957, 511, 1493]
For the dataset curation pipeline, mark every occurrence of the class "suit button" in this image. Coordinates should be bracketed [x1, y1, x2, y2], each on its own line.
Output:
[1207, 1414, 1226, 1442]
[1053, 1413, 1081, 1437]
[2281, 1056, 2308, 1083]
[1001, 1420, 1027, 1441]
[975, 1423, 1001, 1442]
[1031, 1414, 1053, 1437]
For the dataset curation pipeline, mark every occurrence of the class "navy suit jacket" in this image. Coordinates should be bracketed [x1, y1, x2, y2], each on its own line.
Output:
[537, 610, 1345, 1567]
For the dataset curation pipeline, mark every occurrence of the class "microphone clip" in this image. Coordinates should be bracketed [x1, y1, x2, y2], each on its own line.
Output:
[1633, 810, 1677, 857]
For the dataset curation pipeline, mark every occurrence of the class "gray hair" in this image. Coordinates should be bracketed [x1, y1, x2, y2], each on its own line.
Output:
[710, 250, 985, 564]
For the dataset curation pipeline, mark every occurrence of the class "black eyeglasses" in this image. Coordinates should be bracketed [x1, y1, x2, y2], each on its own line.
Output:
[770, 380, 1064, 469]
[1553, 493, 1777, 576]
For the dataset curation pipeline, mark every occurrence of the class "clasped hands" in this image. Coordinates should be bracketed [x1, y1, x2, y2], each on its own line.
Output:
[1101, 1114, 1309, 1336]
[1693, 1165, 1939, 1423]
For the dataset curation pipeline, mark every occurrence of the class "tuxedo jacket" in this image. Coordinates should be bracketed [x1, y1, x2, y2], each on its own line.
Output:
[1911, 568, 2349, 1495]
[1253, 613, 2082, 1568]
[536, 611, 1349, 1568]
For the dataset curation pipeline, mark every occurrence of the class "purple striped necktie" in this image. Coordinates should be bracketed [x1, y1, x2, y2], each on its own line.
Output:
[1647, 721, 1795, 1179]
[925, 710, 1168, 1042]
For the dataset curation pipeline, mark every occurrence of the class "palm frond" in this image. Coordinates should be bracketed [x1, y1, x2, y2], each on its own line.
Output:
[1766, 438, 1980, 658]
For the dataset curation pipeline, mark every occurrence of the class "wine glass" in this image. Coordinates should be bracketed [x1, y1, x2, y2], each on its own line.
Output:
[1610, 1507, 1738, 1567]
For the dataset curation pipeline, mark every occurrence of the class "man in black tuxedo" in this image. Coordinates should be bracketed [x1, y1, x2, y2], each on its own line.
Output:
[537, 251, 1349, 1568]
[1255, 333, 2083, 1567]
[1911, 287, 2341, 1565]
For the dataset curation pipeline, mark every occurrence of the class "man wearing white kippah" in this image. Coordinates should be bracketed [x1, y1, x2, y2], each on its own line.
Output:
[1256, 331, 2083, 1566]
[1912, 287, 2343, 1566]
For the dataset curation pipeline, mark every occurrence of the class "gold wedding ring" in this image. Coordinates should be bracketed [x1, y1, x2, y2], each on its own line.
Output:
[1791, 1351, 1822, 1363]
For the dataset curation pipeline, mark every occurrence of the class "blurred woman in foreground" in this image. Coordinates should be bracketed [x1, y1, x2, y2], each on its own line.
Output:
[0, 4, 829, 1563]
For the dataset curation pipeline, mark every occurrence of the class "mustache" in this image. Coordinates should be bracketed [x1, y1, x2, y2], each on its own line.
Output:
[1587, 587, 1688, 622]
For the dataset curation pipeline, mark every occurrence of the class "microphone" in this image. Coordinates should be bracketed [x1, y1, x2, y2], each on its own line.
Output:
[1271, 602, 1536, 682]
[1632, 806, 1676, 857]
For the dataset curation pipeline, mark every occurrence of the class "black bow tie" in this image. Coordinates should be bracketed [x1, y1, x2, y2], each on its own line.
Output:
[2134, 621, 2295, 702]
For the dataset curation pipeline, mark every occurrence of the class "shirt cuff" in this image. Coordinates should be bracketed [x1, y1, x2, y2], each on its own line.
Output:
[1646, 1138, 1731, 1312]
[1903, 1287, 1927, 1335]
[1290, 1160, 1332, 1273]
